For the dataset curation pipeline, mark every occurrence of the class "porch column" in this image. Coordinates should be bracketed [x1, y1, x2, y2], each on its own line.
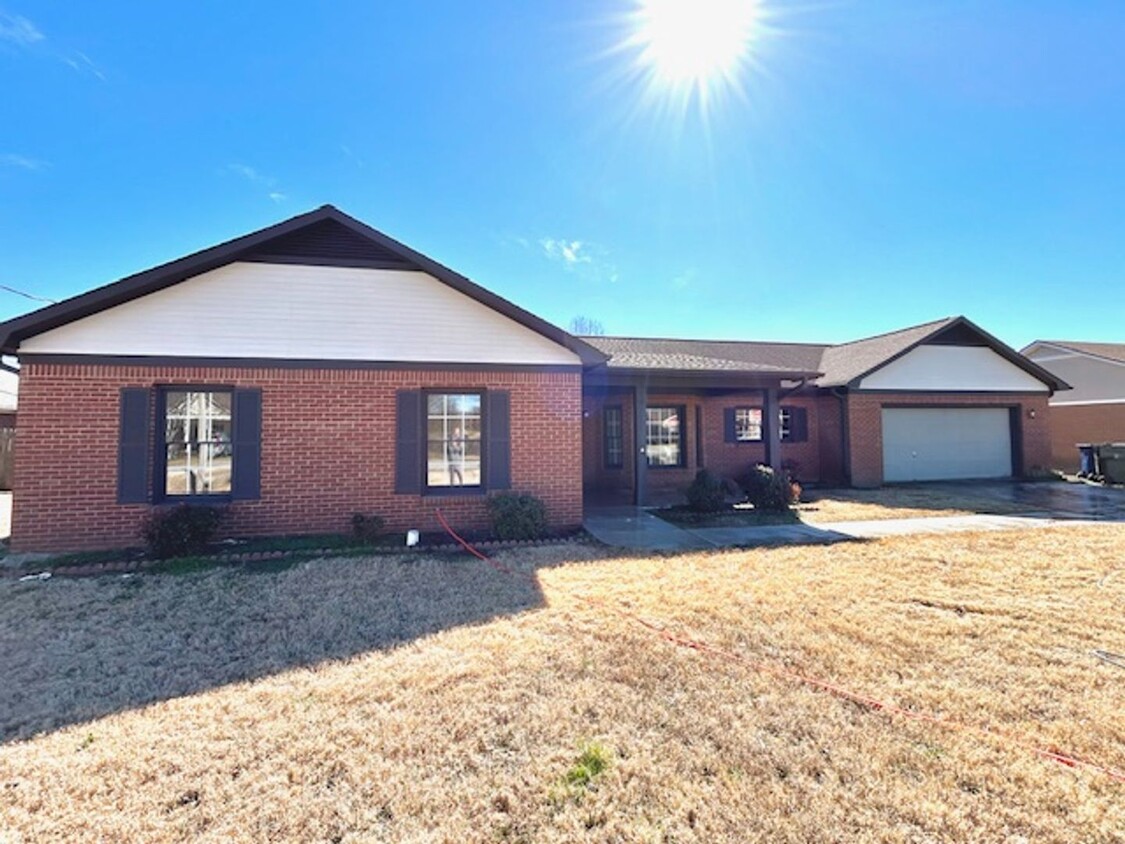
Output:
[633, 379, 648, 506]
[764, 386, 782, 471]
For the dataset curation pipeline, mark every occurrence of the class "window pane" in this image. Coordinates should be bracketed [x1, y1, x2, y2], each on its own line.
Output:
[646, 407, 682, 467]
[163, 389, 234, 496]
[735, 408, 762, 441]
[426, 392, 483, 488]
[604, 406, 623, 469]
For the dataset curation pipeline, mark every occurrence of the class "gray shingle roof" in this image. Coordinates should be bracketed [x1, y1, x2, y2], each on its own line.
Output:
[1035, 340, 1125, 365]
[580, 316, 1064, 391]
[815, 317, 958, 386]
[578, 336, 826, 376]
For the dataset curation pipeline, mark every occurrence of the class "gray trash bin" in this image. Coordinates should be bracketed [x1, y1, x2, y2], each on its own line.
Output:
[1099, 443, 1125, 484]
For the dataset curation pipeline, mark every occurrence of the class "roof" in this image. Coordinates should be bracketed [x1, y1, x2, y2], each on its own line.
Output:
[1026, 340, 1125, 366]
[584, 316, 1069, 391]
[0, 205, 607, 366]
[815, 317, 959, 386]
[580, 336, 825, 378]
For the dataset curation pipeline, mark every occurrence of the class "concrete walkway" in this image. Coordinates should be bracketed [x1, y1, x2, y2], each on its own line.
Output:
[584, 507, 1104, 552]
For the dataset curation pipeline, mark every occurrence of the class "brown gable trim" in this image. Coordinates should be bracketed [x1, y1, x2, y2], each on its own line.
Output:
[0, 205, 608, 367]
[19, 353, 583, 374]
[845, 316, 1070, 394]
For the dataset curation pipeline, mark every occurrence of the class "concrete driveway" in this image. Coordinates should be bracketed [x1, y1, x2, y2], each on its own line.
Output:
[920, 480, 1125, 521]
[584, 481, 1125, 551]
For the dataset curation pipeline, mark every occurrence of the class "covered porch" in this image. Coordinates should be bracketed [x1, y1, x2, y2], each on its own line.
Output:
[581, 369, 803, 509]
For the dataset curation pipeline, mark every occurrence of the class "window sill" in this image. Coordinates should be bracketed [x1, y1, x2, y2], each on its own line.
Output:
[422, 487, 487, 499]
[157, 495, 233, 506]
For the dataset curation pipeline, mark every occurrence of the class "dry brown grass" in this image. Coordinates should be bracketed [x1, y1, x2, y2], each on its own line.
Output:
[1, 527, 1123, 842]
[798, 485, 1034, 523]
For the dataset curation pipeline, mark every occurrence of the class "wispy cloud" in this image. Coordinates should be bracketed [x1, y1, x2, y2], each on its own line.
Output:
[0, 152, 47, 171]
[62, 50, 105, 81]
[540, 238, 592, 266]
[227, 162, 288, 203]
[0, 10, 43, 46]
[538, 236, 619, 284]
[0, 10, 104, 79]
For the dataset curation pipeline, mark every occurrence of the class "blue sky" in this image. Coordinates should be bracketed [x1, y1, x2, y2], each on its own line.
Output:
[1, 1, 1123, 347]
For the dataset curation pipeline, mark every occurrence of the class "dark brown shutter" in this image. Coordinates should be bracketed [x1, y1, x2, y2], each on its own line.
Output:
[395, 390, 422, 494]
[723, 408, 737, 443]
[231, 389, 262, 500]
[486, 391, 511, 491]
[117, 388, 151, 504]
[791, 407, 809, 443]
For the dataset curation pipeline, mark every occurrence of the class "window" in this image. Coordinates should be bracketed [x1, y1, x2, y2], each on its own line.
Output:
[646, 406, 685, 467]
[734, 407, 763, 442]
[780, 406, 808, 443]
[163, 390, 233, 496]
[604, 405, 624, 469]
[779, 408, 792, 442]
[426, 393, 482, 488]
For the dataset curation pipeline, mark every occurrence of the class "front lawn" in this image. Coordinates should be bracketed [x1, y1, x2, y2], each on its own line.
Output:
[1, 527, 1122, 841]
[798, 484, 1036, 523]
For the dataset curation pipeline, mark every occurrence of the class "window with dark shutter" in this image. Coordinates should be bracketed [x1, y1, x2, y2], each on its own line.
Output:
[780, 407, 808, 443]
[395, 390, 422, 494]
[231, 389, 262, 500]
[118, 388, 151, 504]
[486, 391, 511, 491]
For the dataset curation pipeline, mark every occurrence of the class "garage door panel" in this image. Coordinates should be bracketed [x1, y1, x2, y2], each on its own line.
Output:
[882, 408, 1012, 482]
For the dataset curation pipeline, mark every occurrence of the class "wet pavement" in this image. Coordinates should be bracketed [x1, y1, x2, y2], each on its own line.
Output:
[929, 481, 1125, 521]
[583, 482, 1125, 551]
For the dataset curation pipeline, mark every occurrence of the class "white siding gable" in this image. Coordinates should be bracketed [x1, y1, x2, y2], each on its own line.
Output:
[1023, 345, 1125, 405]
[22, 262, 581, 366]
[858, 345, 1048, 392]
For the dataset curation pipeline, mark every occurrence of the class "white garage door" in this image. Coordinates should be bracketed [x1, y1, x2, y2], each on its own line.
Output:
[882, 408, 1012, 482]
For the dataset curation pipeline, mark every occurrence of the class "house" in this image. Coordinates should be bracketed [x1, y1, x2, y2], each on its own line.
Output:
[1020, 340, 1125, 471]
[0, 206, 1067, 553]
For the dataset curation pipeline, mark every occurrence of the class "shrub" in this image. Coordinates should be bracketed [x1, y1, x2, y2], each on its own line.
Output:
[740, 464, 795, 512]
[685, 469, 729, 513]
[140, 504, 226, 559]
[487, 492, 548, 540]
[351, 513, 385, 544]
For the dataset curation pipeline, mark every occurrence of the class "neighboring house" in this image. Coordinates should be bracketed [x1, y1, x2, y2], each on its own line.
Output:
[0, 206, 1067, 553]
[1020, 340, 1125, 471]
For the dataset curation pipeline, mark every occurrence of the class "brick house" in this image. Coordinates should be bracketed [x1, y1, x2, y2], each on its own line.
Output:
[1020, 340, 1125, 471]
[0, 206, 1067, 552]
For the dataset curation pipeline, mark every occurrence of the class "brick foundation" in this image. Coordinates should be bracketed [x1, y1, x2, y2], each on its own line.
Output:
[13, 363, 583, 553]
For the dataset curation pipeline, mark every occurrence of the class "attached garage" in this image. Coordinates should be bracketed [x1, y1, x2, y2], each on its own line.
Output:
[882, 407, 1013, 482]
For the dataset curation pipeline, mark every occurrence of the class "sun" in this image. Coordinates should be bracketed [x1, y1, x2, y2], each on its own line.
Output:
[627, 0, 763, 115]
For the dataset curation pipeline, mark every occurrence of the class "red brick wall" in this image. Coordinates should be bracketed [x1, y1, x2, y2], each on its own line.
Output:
[579, 390, 825, 504]
[844, 392, 1052, 487]
[1044, 403, 1125, 471]
[12, 363, 582, 553]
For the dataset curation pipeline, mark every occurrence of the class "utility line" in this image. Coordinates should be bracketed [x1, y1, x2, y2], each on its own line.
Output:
[0, 283, 57, 304]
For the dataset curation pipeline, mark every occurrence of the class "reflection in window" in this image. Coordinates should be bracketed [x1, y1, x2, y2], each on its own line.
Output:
[165, 390, 233, 495]
[427, 393, 482, 487]
[646, 406, 684, 467]
[735, 407, 763, 442]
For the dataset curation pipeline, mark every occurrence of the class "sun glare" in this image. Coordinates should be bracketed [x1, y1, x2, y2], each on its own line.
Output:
[627, 0, 763, 116]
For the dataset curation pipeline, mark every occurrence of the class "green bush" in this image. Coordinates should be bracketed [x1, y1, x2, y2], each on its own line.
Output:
[350, 512, 386, 544]
[684, 469, 729, 513]
[740, 464, 795, 512]
[487, 492, 549, 540]
[140, 504, 226, 559]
